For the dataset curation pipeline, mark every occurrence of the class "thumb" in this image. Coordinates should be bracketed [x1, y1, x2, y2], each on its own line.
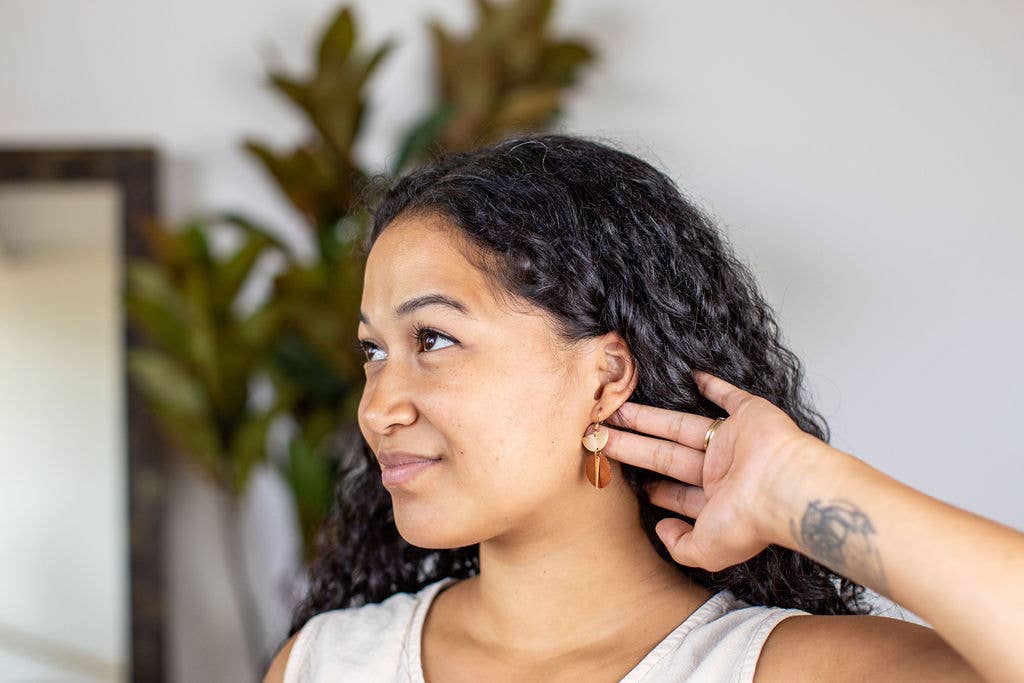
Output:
[656, 518, 701, 567]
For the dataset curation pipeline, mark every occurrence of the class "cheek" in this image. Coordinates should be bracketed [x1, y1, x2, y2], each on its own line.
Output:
[448, 396, 579, 496]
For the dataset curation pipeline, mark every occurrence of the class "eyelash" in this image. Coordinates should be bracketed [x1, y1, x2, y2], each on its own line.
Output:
[353, 324, 457, 362]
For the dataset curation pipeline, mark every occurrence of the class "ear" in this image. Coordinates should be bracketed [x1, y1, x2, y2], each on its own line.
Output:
[588, 332, 639, 423]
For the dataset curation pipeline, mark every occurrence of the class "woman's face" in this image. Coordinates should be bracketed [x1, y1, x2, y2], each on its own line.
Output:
[357, 213, 629, 548]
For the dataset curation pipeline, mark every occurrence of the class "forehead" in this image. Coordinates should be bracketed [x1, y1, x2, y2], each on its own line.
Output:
[361, 214, 494, 319]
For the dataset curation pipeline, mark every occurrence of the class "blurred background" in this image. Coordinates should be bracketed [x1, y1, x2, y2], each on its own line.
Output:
[1, 1, 1021, 681]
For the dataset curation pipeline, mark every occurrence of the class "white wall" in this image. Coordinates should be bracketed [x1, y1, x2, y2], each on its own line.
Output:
[2, 1, 1021, 680]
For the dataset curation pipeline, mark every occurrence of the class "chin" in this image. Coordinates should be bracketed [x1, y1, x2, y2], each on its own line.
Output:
[393, 510, 480, 550]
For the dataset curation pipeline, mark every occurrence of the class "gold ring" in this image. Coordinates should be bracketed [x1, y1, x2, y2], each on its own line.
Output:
[703, 417, 726, 450]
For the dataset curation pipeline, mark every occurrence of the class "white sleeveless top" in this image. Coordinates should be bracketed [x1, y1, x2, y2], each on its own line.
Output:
[283, 576, 811, 682]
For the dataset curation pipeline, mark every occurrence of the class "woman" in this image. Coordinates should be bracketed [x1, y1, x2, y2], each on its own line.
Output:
[265, 134, 1020, 681]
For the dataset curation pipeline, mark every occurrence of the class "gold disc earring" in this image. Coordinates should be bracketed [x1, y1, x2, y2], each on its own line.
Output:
[581, 420, 611, 488]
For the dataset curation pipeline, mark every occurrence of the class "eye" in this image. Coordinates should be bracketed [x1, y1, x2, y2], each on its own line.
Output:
[354, 325, 458, 363]
[413, 325, 456, 353]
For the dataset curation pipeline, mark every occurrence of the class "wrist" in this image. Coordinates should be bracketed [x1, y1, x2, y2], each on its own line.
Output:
[756, 433, 844, 548]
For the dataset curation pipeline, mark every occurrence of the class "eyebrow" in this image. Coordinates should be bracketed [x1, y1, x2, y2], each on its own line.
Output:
[358, 293, 475, 325]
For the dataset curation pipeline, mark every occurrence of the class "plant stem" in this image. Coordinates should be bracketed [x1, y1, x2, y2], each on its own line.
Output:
[219, 490, 267, 679]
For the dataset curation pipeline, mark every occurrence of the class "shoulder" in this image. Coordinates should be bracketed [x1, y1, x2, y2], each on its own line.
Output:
[260, 590, 424, 682]
[753, 614, 983, 682]
[263, 631, 300, 683]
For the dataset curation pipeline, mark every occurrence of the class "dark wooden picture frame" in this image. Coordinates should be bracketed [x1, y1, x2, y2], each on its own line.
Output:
[0, 148, 166, 682]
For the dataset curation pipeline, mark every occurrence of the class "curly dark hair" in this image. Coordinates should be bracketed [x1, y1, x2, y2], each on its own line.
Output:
[285, 132, 873, 642]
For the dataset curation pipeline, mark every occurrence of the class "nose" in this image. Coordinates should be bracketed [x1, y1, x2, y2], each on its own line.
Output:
[358, 361, 418, 438]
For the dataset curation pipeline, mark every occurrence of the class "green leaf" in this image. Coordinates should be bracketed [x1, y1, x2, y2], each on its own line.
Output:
[242, 141, 309, 217]
[355, 38, 397, 91]
[270, 332, 346, 402]
[124, 261, 189, 353]
[317, 6, 356, 70]
[181, 268, 221, 402]
[267, 73, 312, 115]
[127, 348, 208, 417]
[281, 436, 339, 563]
[492, 84, 561, 129]
[243, 141, 340, 227]
[511, 0, 555, 36]
[125, 260, 185, 315]
[124, 297, 188, 358]
[300, 406, 339, 455]
[538, 41, 595, 85]
[217, 212, 293, 254]
[213, 232, 271, 310]
[391, 103, 456, 175]
[236, 300, 284, 351]
[229, 412, 275, 496]
[471, 0, 496, 22]
[337, 386, 362, 424]
[284, 438, 335, 517]
[452, 40, 500, 115]
[181, 222, 213, 269]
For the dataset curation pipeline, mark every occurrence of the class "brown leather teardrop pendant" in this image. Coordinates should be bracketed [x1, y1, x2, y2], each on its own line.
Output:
[582, 421, 612, 489]
[585, 452, 611, 488]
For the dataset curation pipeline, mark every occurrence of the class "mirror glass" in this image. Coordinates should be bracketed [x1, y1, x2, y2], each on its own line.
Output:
[0, 181, 128, 682]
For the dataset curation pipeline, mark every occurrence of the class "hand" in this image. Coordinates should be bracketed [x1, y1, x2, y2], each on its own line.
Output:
[603, 370, 813, 572]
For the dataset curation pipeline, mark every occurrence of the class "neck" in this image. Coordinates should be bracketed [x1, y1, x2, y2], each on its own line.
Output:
[445, 474, 713, 656]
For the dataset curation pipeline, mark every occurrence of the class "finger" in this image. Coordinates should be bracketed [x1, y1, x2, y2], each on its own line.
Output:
[692, 370, 748, 415]
[603, 426, 704, 485]
[606, 401, 721, 453]
[645, 480, 706, 518]
[654, 518, 702, 567]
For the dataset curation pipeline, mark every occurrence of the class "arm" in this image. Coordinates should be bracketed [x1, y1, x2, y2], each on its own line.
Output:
[262, 632, 299, 683]
[606, 371, 1022, 681]
[762, 437, 1024, 683]
[754, 608, 985, 682]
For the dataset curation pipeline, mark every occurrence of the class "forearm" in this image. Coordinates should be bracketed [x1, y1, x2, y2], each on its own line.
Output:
[765, 436, 1024, 683]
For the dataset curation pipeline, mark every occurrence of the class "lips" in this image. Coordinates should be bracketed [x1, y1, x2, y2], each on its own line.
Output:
[380, 459, 441, 487]
[378, 450, 442, 468]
